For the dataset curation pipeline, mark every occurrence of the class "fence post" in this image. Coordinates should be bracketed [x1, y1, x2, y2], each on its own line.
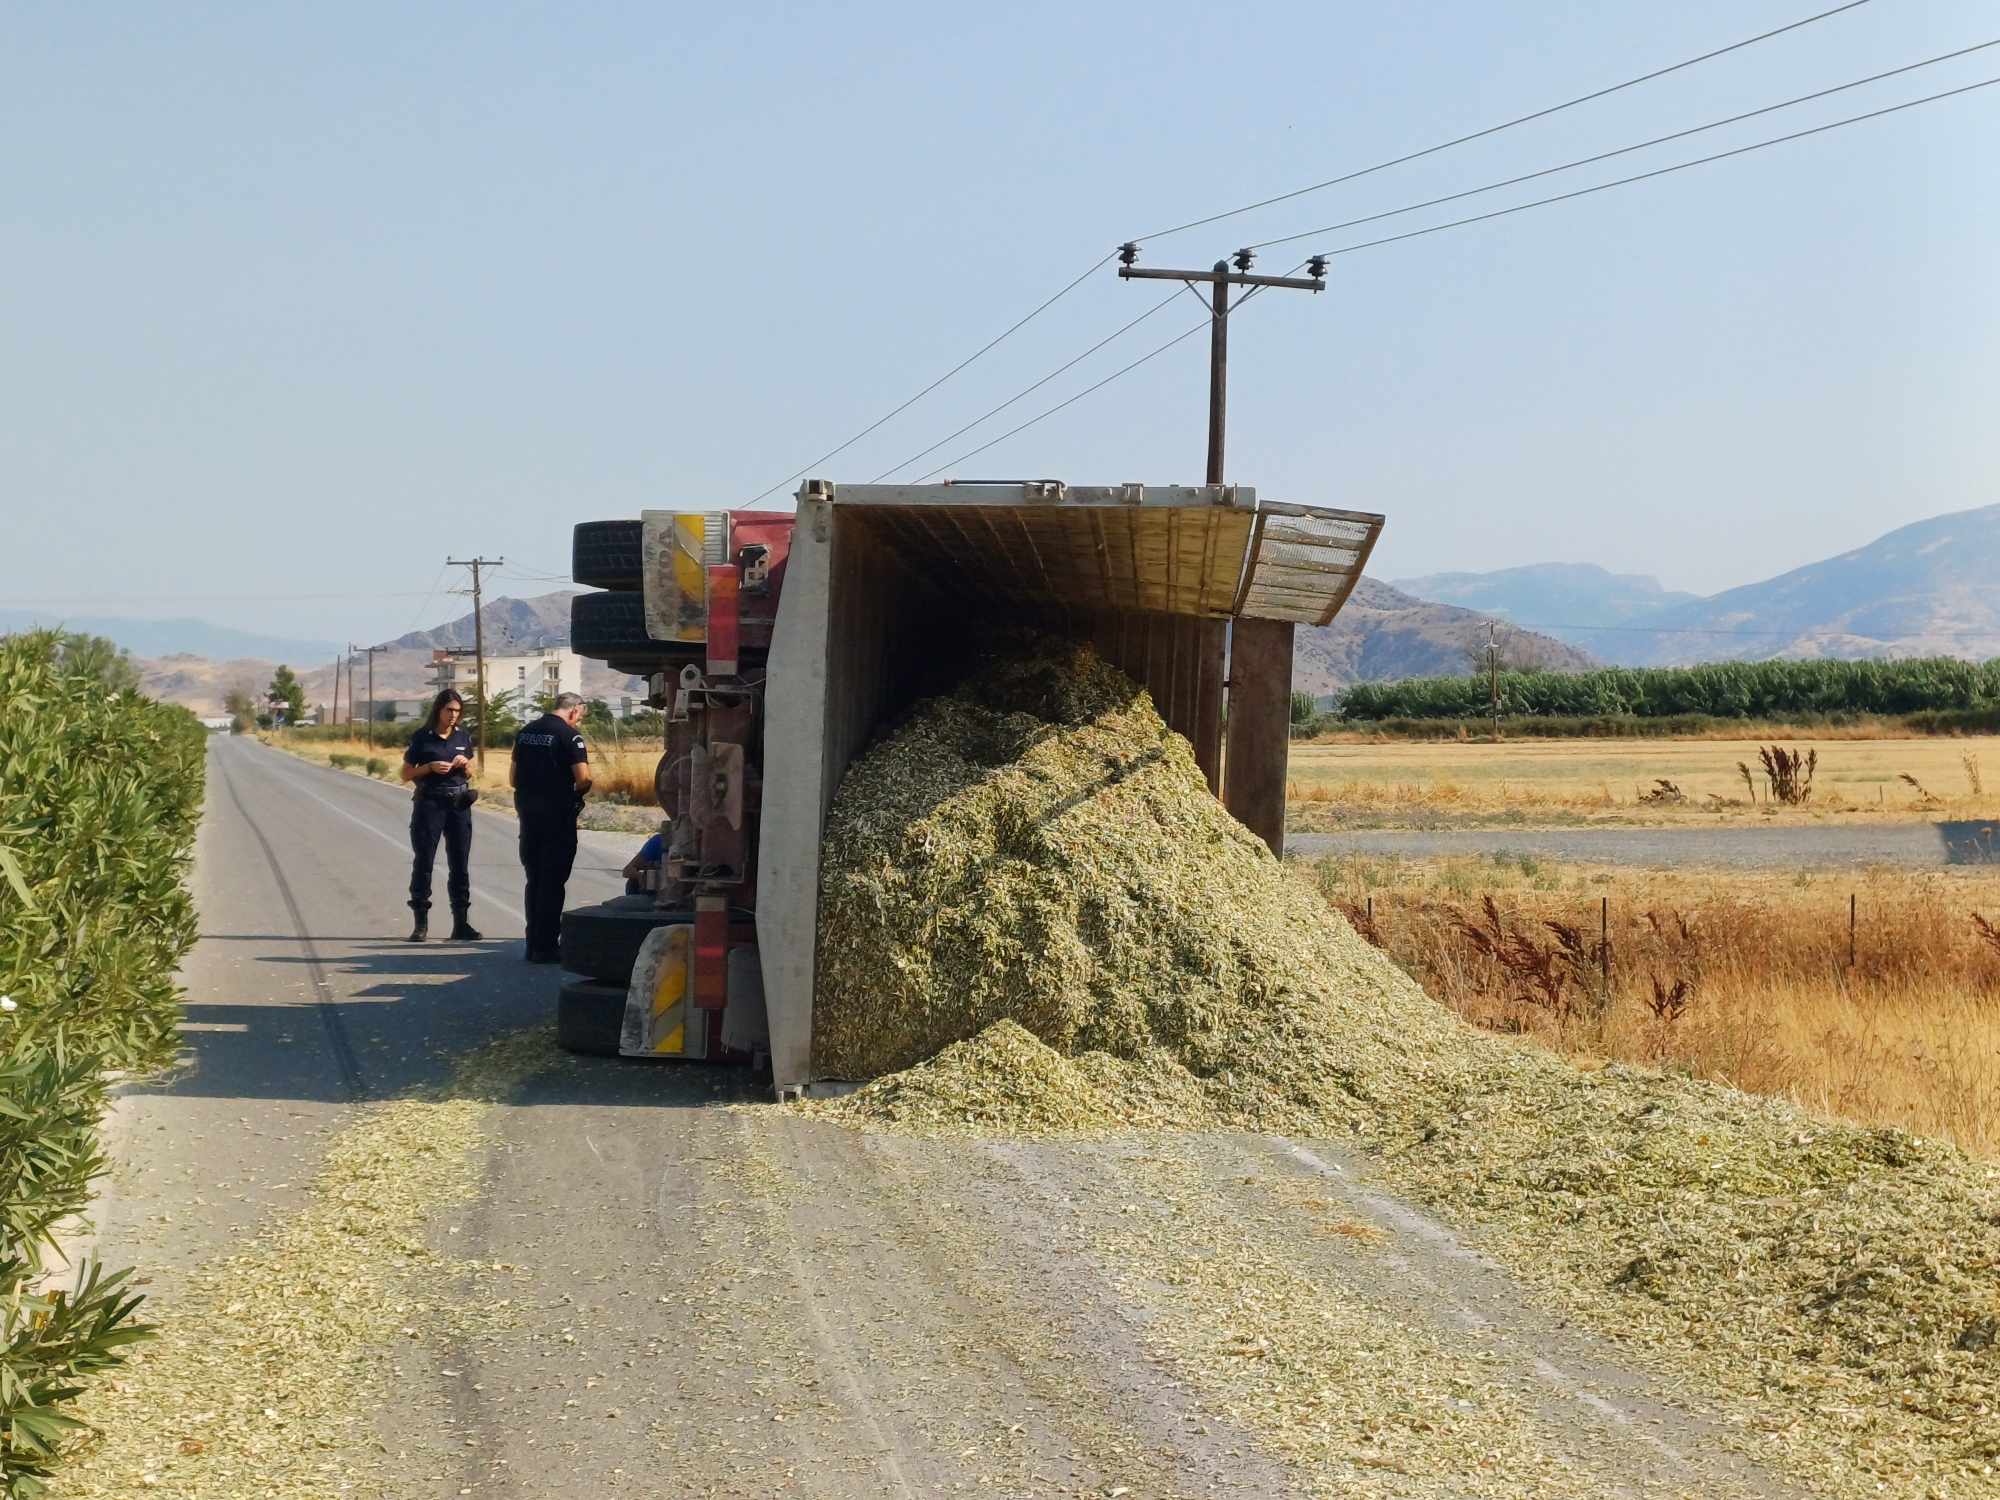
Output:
[1849, 892, 1856, 969]
[1601, 896, 1610, 990]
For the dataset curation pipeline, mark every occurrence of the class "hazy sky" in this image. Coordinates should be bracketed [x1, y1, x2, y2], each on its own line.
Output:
[5, 1, 1995, 644]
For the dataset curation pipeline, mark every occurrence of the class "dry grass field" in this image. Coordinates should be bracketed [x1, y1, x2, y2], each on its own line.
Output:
[263, 732, 663, 804]
[1289, 733, 2000, 828]
[1309, 852, 2000, 1156]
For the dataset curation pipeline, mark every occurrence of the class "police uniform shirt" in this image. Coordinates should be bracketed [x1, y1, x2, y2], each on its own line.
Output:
[512, 713, 588, 811]
[404, 724, 474, 797]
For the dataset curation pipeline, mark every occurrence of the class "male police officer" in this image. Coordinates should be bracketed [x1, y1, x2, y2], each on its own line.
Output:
[511, 691, 592, 963]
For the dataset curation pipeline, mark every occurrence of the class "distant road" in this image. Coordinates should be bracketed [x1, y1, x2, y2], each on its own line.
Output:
[1290, 820, 2000, 870]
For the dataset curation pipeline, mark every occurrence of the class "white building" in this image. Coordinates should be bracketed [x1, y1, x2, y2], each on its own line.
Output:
[430, 647, 583, 705]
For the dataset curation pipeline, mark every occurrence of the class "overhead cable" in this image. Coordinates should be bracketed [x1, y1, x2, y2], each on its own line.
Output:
[1125, 0, 1878, 246]
[740, 252, 1113, 505]
[1248, 39, 2000, 251]
[871, 287, 1188, 480]
[874, 282, 1223, 481]
[1309, 74, 1999, 260]
[910, 271, 1302, 481]
[911, 319, 1213, 483]
[747, 2, 1879, 502]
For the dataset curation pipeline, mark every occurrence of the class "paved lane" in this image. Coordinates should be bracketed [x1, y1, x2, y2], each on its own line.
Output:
[1291, 819, 2000, 869]
[92, 735, 632, 1288]
[84, 735, 1809, 1499]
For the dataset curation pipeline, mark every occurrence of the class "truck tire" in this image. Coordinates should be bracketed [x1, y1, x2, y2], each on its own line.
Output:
[556, 977, 627, 1057]
[559, 897, 692, 986]
[571, 591, 686, 662]
[571, 520, 643, 591]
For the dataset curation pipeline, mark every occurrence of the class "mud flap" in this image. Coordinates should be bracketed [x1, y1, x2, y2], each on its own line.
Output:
[623, 923, 706, 1059]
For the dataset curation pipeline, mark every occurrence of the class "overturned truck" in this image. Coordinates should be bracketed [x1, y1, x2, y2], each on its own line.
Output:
[556, 480, 1383, 1097]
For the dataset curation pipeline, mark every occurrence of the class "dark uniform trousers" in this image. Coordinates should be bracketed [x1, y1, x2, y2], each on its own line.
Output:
[518, 800, 578, 956]
[409, 796, 473, 916]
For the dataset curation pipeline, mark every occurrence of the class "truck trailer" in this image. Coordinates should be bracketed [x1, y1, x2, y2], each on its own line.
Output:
[555, 480, 1383, 1098]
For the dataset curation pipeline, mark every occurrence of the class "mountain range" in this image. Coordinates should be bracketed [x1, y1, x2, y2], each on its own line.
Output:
[21, 502, 1998, 713]
[1393, 502, 2000, 668]
[113, 593, 626, 716]
[1292, 578, 1590, 696]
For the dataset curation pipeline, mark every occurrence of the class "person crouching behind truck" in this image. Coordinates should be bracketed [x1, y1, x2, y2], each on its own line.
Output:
[622, 832, 664, 895]
[401, 688, 482, 943]
[512, 691, 592, 964]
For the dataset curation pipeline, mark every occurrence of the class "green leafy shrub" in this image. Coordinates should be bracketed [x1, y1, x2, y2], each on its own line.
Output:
[364, 757, 389, 778]
[328, 752, 357, 770]
[0, 632, 204, 1492]
[1340, 657, 2000, 723]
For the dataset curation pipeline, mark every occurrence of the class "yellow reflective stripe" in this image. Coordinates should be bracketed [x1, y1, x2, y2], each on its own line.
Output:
[667, 514, 707, 642]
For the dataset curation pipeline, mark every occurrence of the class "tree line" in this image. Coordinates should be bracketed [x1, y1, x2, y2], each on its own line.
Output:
[1338, 657, 2000, 722]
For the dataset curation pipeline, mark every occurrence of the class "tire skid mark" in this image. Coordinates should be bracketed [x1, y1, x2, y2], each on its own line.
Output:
[217, 755, 368, 1101]
[758, 1116, 923, 1498]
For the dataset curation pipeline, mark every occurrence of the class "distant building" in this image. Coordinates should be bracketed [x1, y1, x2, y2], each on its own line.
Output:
[430, 647, 582, 706]
[198, 715, 234, 732]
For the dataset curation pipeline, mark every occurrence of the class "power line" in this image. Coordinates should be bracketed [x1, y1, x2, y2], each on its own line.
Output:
[741, 252, 1114, 505]
[745, 2, 1879, 500]
[1248, 39, 2000, 252]
[395, 562, 452, 640]
[1126, 0, 1878, 246]
[872, 285, 1198, 481]
[887, 51, 1983, 494]
[947, 75, 1990, 483]
[911, 318, 1212, 483]
[908, 277, 1297, 482]
[1306, 74, 2000, 261]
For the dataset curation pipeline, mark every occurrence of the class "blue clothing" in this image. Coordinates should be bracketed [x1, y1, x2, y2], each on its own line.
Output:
[405, 725, 474, 799]
[637, 833, 664, 865]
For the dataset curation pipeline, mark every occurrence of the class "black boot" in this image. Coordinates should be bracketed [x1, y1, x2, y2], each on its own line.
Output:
[407, 912, 428, 943]
[449, 912, 482, 941]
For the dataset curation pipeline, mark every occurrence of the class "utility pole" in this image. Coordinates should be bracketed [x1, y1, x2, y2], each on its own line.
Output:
[358, 644, 385, 748]
[446, 557, 505, 771]
[1485, 622, 1503, 740]
[1117, 244, 1328, 855]
[345, 646, 361, 739]
[330, 653, 343, 729]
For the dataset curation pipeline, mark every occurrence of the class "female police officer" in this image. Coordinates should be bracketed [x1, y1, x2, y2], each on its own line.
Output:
[400, 688, 482, 942]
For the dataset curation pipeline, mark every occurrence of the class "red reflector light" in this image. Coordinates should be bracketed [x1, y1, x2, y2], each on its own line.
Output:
[694, 900, 728, 1011]
[707, 566, 739, 677]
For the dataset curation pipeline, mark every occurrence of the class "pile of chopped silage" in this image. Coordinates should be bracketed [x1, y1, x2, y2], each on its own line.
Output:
[813, 639, 1487, 1132]
[810, 639, 2000, 1496]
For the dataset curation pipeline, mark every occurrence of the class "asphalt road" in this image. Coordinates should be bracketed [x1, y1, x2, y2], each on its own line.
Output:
[87, 736, 1810, 1498]
[1291, 819, 2000, 869]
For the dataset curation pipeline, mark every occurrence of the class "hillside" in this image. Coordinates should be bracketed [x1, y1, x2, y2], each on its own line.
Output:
[132, 592, 634, 715]
[1389, 563, 1698, 659]
[384, 593, 575, 653]
[1626, 503, 2000, 665]
[122, 583, 1584, 713]
[1293, 577, 1594, 696]
[1392, 503, 2000, 668]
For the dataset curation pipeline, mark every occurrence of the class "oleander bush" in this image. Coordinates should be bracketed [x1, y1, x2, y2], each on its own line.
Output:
[0, 632, 205, 1495]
